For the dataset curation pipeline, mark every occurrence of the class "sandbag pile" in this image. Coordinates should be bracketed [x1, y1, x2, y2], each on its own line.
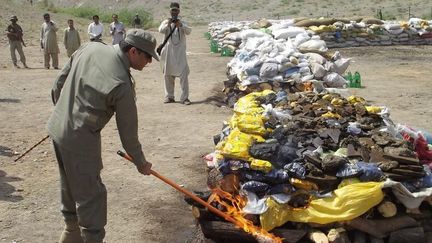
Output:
[208, 21, 249, 53]
[208, 17, 432, 54]
[198, 90, 432, 242]
[208, 19, 299, 54]
[309, 17, 432, 48]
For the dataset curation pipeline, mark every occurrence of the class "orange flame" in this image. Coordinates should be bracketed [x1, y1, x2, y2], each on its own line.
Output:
[210, 188, 283, 243]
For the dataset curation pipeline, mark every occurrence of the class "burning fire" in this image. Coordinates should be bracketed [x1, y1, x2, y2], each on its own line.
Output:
[210, 188, 283, 243]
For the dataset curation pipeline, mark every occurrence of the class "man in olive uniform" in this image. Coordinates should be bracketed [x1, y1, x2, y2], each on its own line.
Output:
[47, 29, 159, 243]
[40, 13, 60, 69]
[6, 15, 28, 68]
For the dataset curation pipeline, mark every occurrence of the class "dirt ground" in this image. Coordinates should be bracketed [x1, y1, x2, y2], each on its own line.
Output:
[1, 23, 432, 243]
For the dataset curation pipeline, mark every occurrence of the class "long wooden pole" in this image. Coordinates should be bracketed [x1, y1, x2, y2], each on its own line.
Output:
[14, 135, 50, 162]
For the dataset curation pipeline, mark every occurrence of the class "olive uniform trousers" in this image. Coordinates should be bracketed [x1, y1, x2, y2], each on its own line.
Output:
[53, 141, 106, 243]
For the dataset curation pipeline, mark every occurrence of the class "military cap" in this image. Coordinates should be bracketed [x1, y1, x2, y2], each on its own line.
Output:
[124, 29, 159, 61]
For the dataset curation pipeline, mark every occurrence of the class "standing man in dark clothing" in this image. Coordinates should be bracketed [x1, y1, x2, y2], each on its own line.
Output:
[47, 29, 159, 243]
[133, 14, 142, 28]
[6, 15, 28, 68]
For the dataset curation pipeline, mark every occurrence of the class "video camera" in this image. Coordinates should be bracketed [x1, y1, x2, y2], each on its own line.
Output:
[171, 16, 179, 23]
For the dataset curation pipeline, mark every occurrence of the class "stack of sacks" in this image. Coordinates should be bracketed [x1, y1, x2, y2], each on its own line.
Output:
[208, 21, 252, 51]
[209, 19, 282, 54]
[223, 32, 351, 107]
[208, 17, 432, 55]
[306, 17, 432, 48]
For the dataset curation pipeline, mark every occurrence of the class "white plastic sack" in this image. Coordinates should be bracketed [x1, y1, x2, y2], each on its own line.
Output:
[408, 18, 423, 27]
[224, 32, 242, 41]
[277, 62, 295, 72]
[273, 26, 308, 39]
[299, 66, 311, 74]
[240, 29, 268, 40]
[310, 62, 327, 79]
[301, 74, 315, 82]
[293, 32, 311, 47]
[241, 191, 269, 214]
[222, 40, 237, 46]
[386, 28, 404, 35]
[274, 55, 289, 64]
[333, 58, 351, 75]
[260, 63, 278, 78]
[243, 36, 268, 50]
[268, 19, 295, 32]
[324, 62, 336, 73]
[323, 72, 348, 88]
[298, 39, 328, 53]
[305, 53, 327, 64]
[384, 179, 432, 209]
[385, 23, 402, 30]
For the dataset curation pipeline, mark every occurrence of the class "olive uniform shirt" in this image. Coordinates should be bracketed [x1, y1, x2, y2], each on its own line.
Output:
[47, 42, 146, 169]
[6, 23, 23, 42]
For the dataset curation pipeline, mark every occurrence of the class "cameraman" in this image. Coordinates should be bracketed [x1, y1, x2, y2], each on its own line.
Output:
[158, 2, 192, 105]
[40, 13, 60, 69]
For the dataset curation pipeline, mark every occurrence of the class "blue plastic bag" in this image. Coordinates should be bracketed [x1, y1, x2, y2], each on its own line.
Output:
[357, 162, 385, 182]
[284, 162, 306, 179]
[336, 163, 361, 178]
[264, 169, 290, 184]
[241, 181, 270, 193]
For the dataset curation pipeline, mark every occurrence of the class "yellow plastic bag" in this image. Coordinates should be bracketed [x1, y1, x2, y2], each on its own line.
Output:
[250, 159, 273, 173]
[234, 96, 259, 114]
[331, 98, 344, 106]
[321, 111, 342, 119]
[221, 128, 264, 160]
[365, 106, 382, 114]
[233, 90, 274, 114]
[230, 113, 267, 136]
[322, 94, 333, 101]
[309, 25, 337, 33]
[347, 95, 365, 105]
[260, 182, 384, 231]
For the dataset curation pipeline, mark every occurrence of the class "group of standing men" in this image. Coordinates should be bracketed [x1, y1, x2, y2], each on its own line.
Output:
[6, 5, 192, 105]
[6, 13, 137, 69]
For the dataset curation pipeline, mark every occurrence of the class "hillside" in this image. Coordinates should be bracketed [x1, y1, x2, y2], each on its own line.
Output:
[3, 0, 431, 40]
[48, 0, 432, 24]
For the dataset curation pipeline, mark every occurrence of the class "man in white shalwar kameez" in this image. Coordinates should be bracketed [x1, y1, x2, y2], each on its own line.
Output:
[158, 2, 192, 105]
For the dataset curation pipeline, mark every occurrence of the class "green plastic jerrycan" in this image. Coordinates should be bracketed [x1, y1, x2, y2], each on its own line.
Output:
[353, 71, 362, 88]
